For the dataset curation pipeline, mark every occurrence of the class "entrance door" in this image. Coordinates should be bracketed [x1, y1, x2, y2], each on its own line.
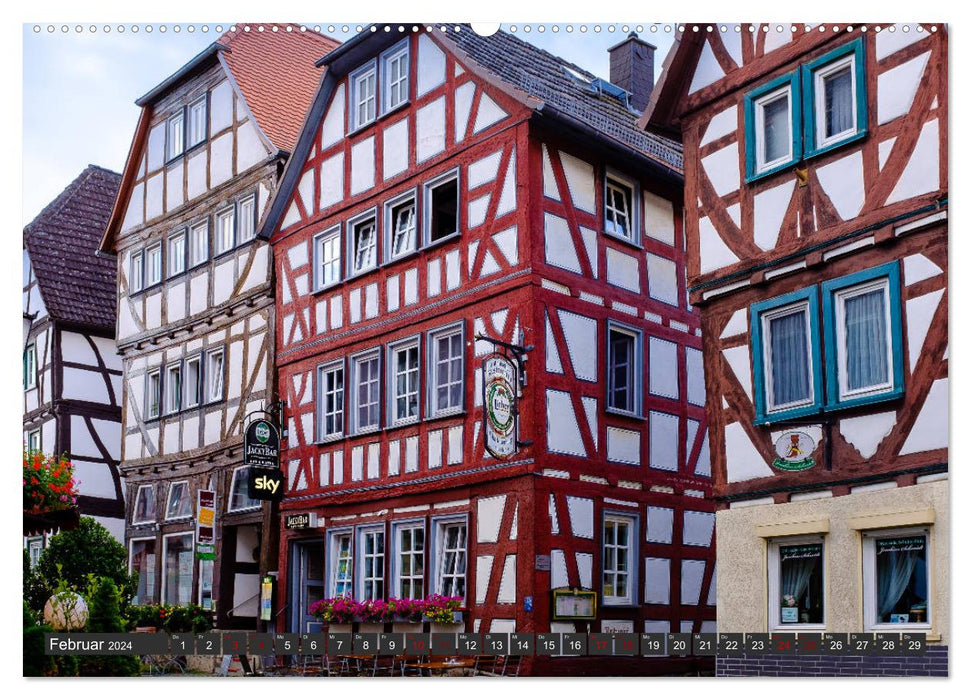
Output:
[290, 540, 325, 633]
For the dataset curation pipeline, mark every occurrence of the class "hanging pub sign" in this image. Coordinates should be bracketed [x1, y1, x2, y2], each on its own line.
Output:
[244, 417, 281, 468]
[196, 489, 216, 561]
[482, 353, 518, 459]
[247, 467, 285, 502]
[772, 431, 816, 471]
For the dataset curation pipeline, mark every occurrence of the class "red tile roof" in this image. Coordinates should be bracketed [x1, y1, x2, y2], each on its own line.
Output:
[220, 24, 340, 152]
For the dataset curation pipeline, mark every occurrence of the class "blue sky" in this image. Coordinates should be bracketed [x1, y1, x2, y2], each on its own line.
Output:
[21, 22, 674, 224]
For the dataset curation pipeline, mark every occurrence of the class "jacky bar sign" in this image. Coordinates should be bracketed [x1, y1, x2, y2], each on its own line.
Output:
[244, 418, 281, 468]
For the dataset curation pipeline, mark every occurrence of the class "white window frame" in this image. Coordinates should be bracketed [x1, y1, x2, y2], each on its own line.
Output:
[316, 360, 345, 441]
[348, 211, 378, 277]
[602, 511, 637, 606]
[184, 354, 202, 409]
[132, 484, 157, 524]
[862, 527, 933, 633]
[754, 84, 794, 174]
[349, 349, 382, 434]
[237, 194, 257, 244]
[328, 528, 354, 597]
[128, 536, 157, 605]
[392, 519, 426, 599]
[187, 95, 208, 149]
[431, 515, 468, 602]
[604, 172, 638, 244]
[350, 61, 378, 131]
[215, 206, 236, 256]
[145, 243, 163, 288]
[146, 368, 162, 420]
[313, 225, 342, 291]
[165, 480, 192, 520]
[813, 53, 859, 149]
[384, 190, 418, 262]
[228, 466, 261, 513]
[166, 109, 185, 161]
[606, 320, 643, 417]
[163, 361, 182, 415]
[767, 535, 827, 632]
[189, 219, 210, 268]
[24, 342, 37, 390]
[833, 278, 895, 402]
[388, 336, 420, 426]
[27, 428, 41, 453]
[427, 323, 465, 418]
[130, 250, 144, 292]
[357, 525, 386, 601]
[205, 348, 224, 403]
[381, 40, 410, 113]
[760, 300, 816, 414]
[168, 230, 187, 277]
[161, 531, 194, 606]
[423, 169, 461, 247]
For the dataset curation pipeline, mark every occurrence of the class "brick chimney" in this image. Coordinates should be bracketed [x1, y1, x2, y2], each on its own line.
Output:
[608, 33, 656, 112]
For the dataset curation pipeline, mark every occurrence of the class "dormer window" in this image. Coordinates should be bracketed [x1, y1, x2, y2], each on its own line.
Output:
[381, 40, 410, 113]
[187, 96, 208, 149]
[166, 111, 185, 161]
[351, 62, 378, 131]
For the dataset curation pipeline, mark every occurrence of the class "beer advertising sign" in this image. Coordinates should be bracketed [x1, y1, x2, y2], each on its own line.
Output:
[244, 418, 281, 468]
[482, 353, 518, 459]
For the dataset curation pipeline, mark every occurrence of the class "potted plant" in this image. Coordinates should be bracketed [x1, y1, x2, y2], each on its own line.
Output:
[309, 596, 358, 633]
[423, 594, 464, 633]
[781, 594, 799, 623]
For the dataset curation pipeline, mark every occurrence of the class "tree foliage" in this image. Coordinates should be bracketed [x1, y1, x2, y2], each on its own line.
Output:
[36, 517, 135, 600]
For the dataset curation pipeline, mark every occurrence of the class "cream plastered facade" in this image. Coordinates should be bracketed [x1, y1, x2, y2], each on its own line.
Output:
[715, 476, 948, 644]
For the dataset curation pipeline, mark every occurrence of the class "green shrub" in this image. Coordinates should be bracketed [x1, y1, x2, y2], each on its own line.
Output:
[77, 577, 140, 677]
[36, 518, 135, 602]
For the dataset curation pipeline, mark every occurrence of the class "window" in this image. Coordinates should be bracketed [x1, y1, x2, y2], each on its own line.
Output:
[428, 325, 464, 416]
[27, 537, 44, 569]
[215, 207, 235, 255]
[146, 368, 162, 419]
[130, 251, 144, 292]
[314, 227, 342, 290]
[187, 96, 207, 148]
[27, 429, 41, 453]
[863, 529, 931, 630]
[602, 513, 636, 605]
[165, 481, 192, 520]
[607, 322, 642, 416]
[389, 338, 420, 425]
[822, 262, 903, 410]
[166, 110, 185, 161]
[350, 215, 378, 275]
[317, 361, 344, 441]
[162, 533, 194, 605]
[164, 362, 182, 415]
[604, 174, 637, 243]
[133, 484, 156, 524]
[804, 39, 867, 157]
[434, 518, 467, 600]
[189, 220, 209, 268]
[768, 537, 825, 629]
[424, 171, 459, 245]
[229, 467, 261, 512]
[206, 348, 224, 403]
[350, 350, 381, 433]
[129, 538, 157, 605]
[168, 231, 186, 277]
[394, 522, 425, 598]
[386, 194, 417, 260]
[381, 41, 410, 113]
[24, 342, 37, 390]
[237, 195, 257, 243]
[145, 243, 163, 287]
[359, 527, 385, 600]
[751, 79, 797, 176]
[184, 355, 202, 409]
[351, 62, 377, 131]
[330, 531, 354, 597]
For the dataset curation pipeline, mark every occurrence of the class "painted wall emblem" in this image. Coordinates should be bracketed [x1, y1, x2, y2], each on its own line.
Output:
[773, 431, 816, 471]
[482, 353, 517, 459]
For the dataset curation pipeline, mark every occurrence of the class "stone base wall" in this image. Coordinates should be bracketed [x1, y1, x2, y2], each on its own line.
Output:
[716, 647, 948, 677]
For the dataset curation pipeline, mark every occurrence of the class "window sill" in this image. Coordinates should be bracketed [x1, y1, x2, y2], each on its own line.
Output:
[753, 403, 821, 427]
[604, 407, 645, 422]
[423, 232, 461, 253]
[316, 434, 345, 445]
[312, 280, 342, 297]
[603, 230, 642, 251]
[427, 408, 466, 423]
[804, 129, 867, 162]
[825, 387, 903, 413]
[746, 158, 801, 185]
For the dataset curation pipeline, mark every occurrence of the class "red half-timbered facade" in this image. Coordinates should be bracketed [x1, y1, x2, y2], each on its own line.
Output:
[262, 25, 715, 674]
[645, 23, 948, 670]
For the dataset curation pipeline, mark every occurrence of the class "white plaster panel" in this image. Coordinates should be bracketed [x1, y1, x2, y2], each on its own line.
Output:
[689, 40, 725, 93]
[682, 511, 715, 547]
[477, 495, 506, 543]
[649, 411, 679, 471]
[646, 506, 674, 544]
[875, 24, 927, 60]
[559, 151, 596, 213]
[387, 440, 400, 477]
[724, 421, 773, 481]
[72, 461, 116, 499]
[545, 313, 563, 373]
[878, 52, 930, 125]
[204, 410, 221, 445]
[686, 420, 700, 461]
[701, 143, 739, 196]
[816, 151, 865, 221]
[350, 137, 375, 195]
[720, 309, 747, 338]
[644, 191, 676, 246]
[416, 96, 446, 163]
[210, 80, 233, 134]
[879, 138, 896, 170]
[887, 119, 939, 204]
[549, 495, 560, 535]
[544, 213, 581, 274]
[476, 555, 494, 604]
[721, 27, 743, 67]
[416, 34, 446, 96]
[166, 162, 184, 211]
[722, 345, 752, 401]
[644, 557, 670, 604]
[186, 149, 207, 200]
[453, 82, 474, 143]
[644, 620, 671, 634]
[60, 331, 97, 366]
[546, 389, 586, 456]
[681, 560, 706, 605]
[351, 445, 364, 481]
[686, 347, 706, 407]
[606, 247, 640, 293]
[497, 555, 517, 603]
[382, 117, 409, 179]
[281, 202, 301, 230]
[145, 292, 162, 329]
[496, 153, 516, 215]
[754, 179, 795, 250]
[906, 289, 944, 372]
[445, 250, 461, 290]
[122, 182, 144, 232]
[492, 226, 518, 266]
[367, 442, 380, 480]
[386, 275, 400, 313]
[447, 424, 463, 464]
[332, 450, 344, 484]
[763, 27, 791, 53]
[900, 378, 948, 455]
[428, 429, 443, 469]
[646, 253, 678, 306]
[144, 173, 164, 221]
[542, 144, 559, 200]
[473, 92, 507, 133]
[468, 149, 502, 188]
[404, 268, 418, 305]
[700, 106, 738, 147]
[167, 282, 186, 323]
[581, 396, 598, 451]
[287, 241, 308, 269]
[297, 167, 316, 215]
[556, 309, 598, 382]
[329, 295, 343, 328]
[427, 259, 441, 297]
[580, 226, 598, 277]
[840, 411, 897, 459]
[321, 83, 345, 149]
[365, 283, 378, 319]
[209, 131, 233, 188]
[319, 153, 345, 209]
[235, 119, 266, 172]
[903, 254, 943, 285]
[699, 216, 739, 274]
[468, 194, 489, 228]
[606, 427, 641, 465]
[566, 496, 594, 539]
[146, 123, 165, 172]
[576, 553, 593, 589]
[649, 337, 679, 398]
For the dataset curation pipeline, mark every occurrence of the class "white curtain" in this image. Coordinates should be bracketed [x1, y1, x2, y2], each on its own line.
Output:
[780, 549, 819, 606]
[878, 547, 920, 620]
[824, 66, 853, 137]
[763, 96, 790, 163]
[770, 310, 811, 406]
[844, 289, 888, 391]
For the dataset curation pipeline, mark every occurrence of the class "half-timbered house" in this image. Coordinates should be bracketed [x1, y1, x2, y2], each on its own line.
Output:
[260, 25, 715, 674]
[23, 166, 125, 557]
[644, 23, 948, 674]
[99, 25, 339, 629]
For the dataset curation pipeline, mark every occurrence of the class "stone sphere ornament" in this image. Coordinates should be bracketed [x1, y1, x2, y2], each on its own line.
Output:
[43, 592, 89, 630]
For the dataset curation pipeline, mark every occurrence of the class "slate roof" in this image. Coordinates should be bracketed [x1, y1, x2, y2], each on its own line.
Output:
[442, 26, 683, 172]
[220, 24, 340, 152]
[24, 166, 122, 330]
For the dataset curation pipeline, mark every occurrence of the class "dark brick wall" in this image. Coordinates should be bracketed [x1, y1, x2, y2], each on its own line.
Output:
[716, 647, 948, 677]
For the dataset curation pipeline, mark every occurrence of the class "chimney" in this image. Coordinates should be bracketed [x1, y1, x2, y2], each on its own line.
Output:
[608, 32, 656, 112]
